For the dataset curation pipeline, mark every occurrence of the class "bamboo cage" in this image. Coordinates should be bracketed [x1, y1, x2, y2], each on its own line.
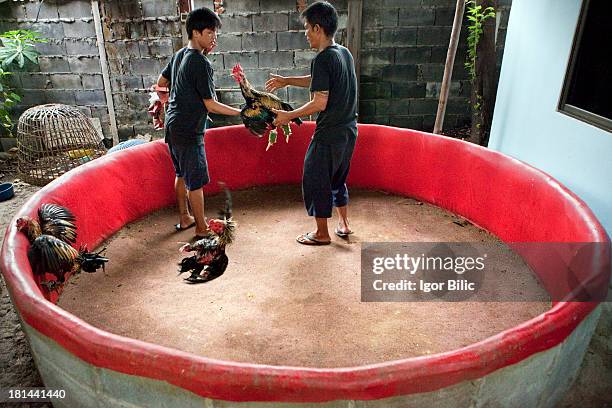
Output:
[17, 104, 107, 186]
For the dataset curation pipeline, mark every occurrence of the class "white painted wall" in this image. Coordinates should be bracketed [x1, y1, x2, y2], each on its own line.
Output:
[489, 0, 612, 238]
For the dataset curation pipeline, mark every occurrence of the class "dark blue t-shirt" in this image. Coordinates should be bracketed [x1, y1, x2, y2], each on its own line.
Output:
[310, 44, 358, 144]
[161, 47, 215, 145]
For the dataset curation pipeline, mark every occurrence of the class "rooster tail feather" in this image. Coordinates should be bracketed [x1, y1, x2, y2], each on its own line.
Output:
[217, 182, 232, 219]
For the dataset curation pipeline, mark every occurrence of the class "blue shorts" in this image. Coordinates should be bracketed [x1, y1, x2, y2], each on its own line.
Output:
[168, 143, 210, 191]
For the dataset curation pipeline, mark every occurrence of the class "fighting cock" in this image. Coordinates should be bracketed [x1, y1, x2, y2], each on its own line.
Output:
[231, 63, 303, 150]
[16, 204, 109, 291]
[178, 187, 236, 284]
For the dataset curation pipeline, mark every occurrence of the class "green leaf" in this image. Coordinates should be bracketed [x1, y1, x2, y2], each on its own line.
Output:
[22, 49, 38, 63]
[1, 53, 18, 67]
[0, 29, 44, 70]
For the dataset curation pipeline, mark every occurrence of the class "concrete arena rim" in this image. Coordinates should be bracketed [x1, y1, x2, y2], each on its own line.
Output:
[1, 122, 609, 403]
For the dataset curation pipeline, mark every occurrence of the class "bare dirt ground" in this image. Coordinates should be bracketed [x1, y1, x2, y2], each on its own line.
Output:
[0, 176, 610, 405]
[58, 186, 550, 367]
[0, 175, 51, 408]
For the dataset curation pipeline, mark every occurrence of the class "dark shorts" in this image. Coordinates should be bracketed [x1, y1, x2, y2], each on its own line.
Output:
[168, 142, 209, 191]
[302, 127, 357, 218]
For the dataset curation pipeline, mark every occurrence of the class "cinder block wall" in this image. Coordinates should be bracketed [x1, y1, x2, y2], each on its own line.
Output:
[1, 0, 510, 141]
[0, 0, 110, 136]
[98, 0, 183, 139]
[359, 0, 511, 130]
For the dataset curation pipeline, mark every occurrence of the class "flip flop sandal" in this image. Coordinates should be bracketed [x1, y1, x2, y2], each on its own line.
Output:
[175, 221, 196, 231]
[296, 232, 331, 246]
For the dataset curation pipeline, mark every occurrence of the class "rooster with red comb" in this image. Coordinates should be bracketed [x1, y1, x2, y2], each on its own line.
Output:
[231, 63, 302, 150]
[16, 204, 108, 291]
[177, 185, 236, 284]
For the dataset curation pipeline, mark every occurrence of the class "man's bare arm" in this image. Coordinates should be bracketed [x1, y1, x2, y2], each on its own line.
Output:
[265, 74, 311, 92]
[272, 91, 328, 125]
[157, 74, 169, 88]
[203, 98, 241, 116]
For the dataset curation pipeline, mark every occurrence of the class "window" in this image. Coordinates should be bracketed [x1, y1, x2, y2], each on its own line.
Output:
[559, 0, 612, 132]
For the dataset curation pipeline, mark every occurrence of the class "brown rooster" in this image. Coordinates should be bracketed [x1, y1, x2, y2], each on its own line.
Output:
[16, 204, 108, 291]
[178, 187, 236, 284]
[231, 63, 302, 150]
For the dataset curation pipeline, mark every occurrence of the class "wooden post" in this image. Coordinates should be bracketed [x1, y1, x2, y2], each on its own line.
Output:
[91, 0, 119, 146]
[346, 0, 362, 94]
[433, 0, 465, 134]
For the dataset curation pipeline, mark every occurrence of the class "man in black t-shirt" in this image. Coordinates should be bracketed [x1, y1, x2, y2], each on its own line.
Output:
[157, 7, 240, 238]
[267, 1, 358, 246]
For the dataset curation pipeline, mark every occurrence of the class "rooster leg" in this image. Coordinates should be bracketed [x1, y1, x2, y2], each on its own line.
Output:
[281, 124, 292, 142]
[184, 268, 210, 284]
[266, 129, 278, 151]
[187, 254, 228, 284]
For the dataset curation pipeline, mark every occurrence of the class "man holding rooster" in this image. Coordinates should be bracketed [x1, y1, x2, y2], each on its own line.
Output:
[267, 1, 358, 245]
[157, 7, 241, 238]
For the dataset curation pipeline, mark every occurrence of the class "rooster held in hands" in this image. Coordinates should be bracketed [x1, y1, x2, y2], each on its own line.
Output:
[16, 204, 109, 291]
[178, 187, 236, 284]
[231, 63, 302, 150]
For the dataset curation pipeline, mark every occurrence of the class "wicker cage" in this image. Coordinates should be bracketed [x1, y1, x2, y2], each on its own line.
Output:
[17, 104, 107, 186]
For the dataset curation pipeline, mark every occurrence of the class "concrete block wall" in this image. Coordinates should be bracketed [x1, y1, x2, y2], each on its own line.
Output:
[0, 0, 111, 137]
[1, 0, 511, 141]
[99, 0, 182, 140]
[359, 0, 511, 131]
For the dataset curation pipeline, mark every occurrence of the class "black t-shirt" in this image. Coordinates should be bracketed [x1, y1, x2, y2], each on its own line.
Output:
[161, 47, 215, 145]
[310, 44, 358, 144]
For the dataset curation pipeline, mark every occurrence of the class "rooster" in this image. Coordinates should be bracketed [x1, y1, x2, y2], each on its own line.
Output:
[148, 84, 169, 130]
[231, 63, 303, 150]
[178, 186, 236, 284]
[16, 204, 108, 291]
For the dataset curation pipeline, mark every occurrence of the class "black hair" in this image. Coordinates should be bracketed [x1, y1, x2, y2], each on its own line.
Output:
[300, 1, 338, 38]
[186, 7, 222, 39]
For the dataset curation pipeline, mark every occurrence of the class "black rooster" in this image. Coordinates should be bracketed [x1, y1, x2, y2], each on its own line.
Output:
[178, 187, 235, 284]
[16, 204, 108, 291]
[231, 63, 303, 150]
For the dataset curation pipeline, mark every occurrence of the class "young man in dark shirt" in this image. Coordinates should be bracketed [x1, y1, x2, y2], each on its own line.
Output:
[267, 1, 358, 245]
[157, 7, 241, 237]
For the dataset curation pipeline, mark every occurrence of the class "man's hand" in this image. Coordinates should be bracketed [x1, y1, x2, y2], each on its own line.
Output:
[266, 74, 287, 93]
[206, 40, 217, 54]
[271, 108, 292, 126]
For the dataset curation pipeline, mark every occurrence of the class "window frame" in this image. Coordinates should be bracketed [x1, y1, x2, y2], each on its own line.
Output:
[558, 0, 612, 133]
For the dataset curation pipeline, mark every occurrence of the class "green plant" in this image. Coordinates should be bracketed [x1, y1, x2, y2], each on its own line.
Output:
[0, 29, 46, 68]
[464, 1, 495, 82]
[0, 29, 46, 136]
[0, 67, 21, 135]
